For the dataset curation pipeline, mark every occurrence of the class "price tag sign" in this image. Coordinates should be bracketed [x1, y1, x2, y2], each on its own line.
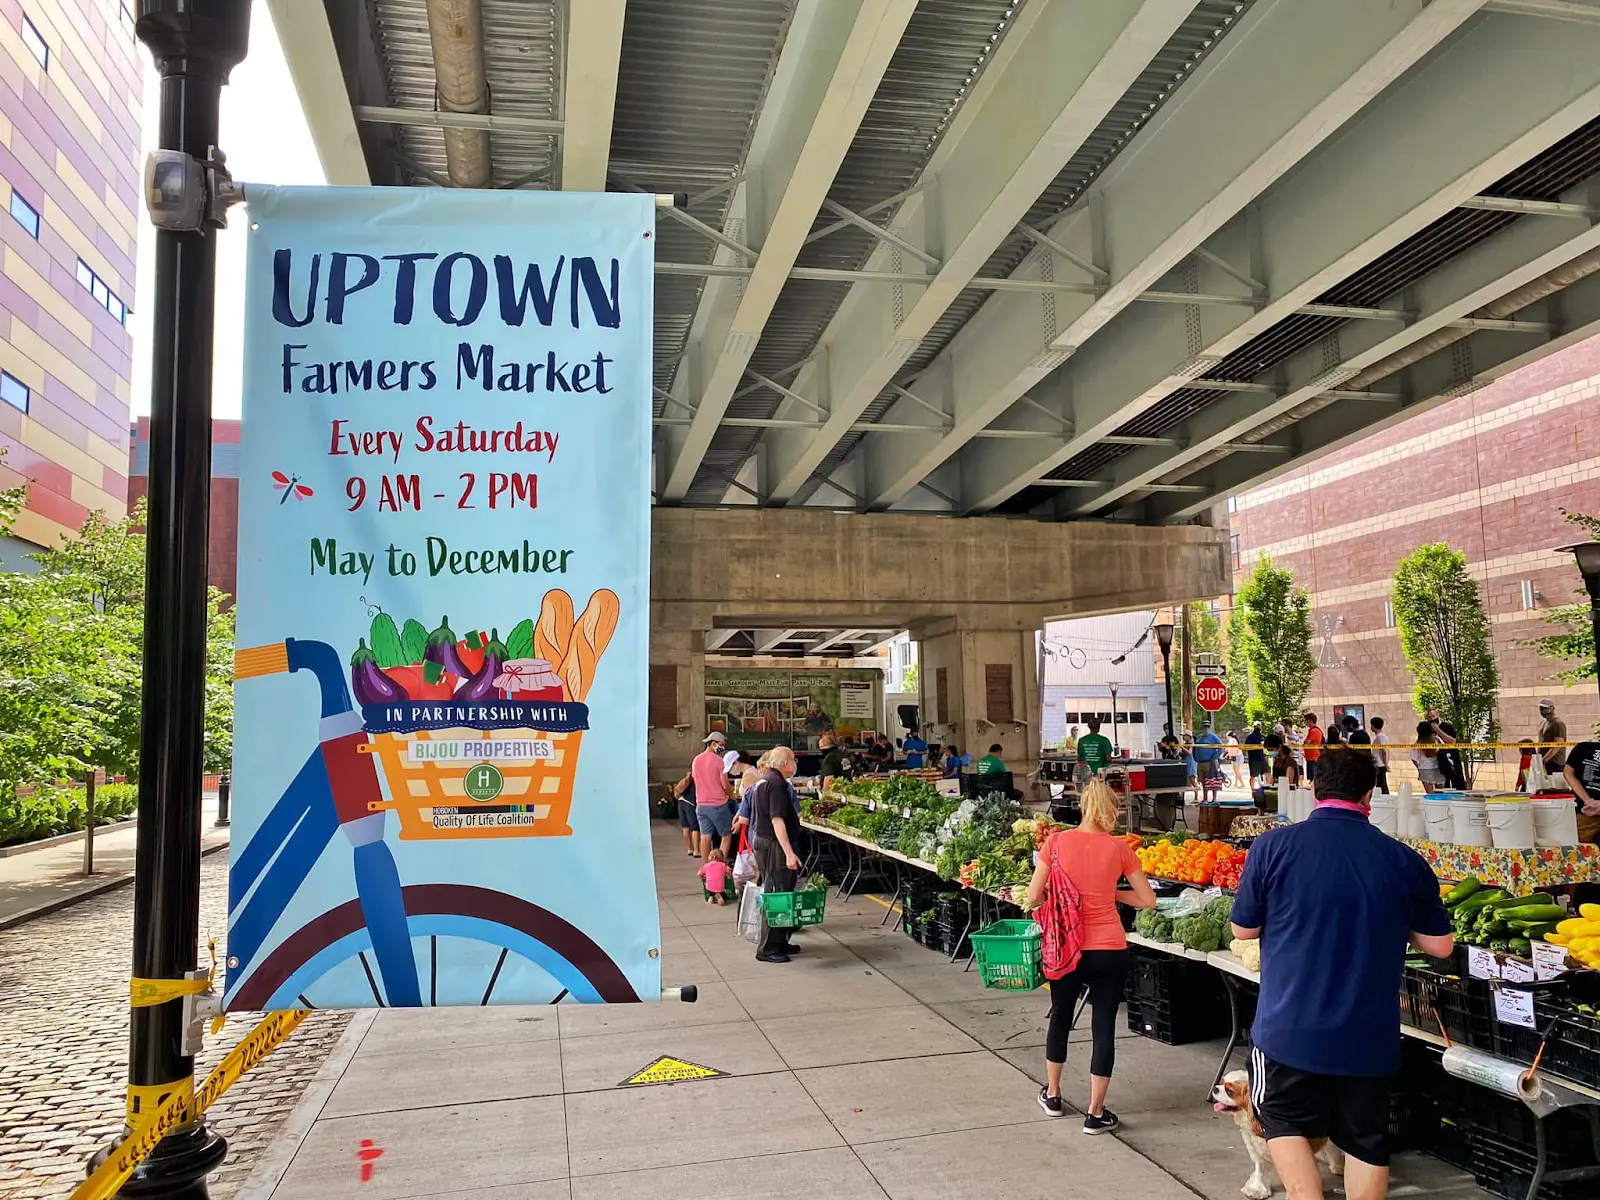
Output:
[902, 807, 912, 819]
[867, 800, 876, 812]
[1533, 940, 1571, 981]
[1494, 986, 1536, 1029]
[1202, 886, 1223, 901]
[1466, 946, 1501, 980]
[1501, 957, 1536, 984]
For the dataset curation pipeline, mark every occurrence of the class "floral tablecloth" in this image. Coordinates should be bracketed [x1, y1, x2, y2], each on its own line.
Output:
[1397, 839, 1599, 895]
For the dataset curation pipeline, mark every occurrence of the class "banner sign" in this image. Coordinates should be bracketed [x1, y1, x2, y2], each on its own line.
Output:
[703, 668, 881, 752]
[226, 187, 658, 1009]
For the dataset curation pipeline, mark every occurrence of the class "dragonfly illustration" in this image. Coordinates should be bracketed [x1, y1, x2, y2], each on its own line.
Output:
[272, 470, 314, 504]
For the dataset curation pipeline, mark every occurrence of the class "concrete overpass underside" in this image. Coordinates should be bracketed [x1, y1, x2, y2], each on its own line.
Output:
[273, 0, 1600, 771]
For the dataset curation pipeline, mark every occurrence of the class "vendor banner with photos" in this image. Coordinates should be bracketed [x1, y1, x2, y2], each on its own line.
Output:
[226, 186, 658, 1009]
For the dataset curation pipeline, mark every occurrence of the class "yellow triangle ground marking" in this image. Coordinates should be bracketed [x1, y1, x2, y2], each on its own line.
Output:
[619, 1055, 726, 1086]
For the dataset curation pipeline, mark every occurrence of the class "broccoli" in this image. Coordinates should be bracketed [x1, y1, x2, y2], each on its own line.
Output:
[1173, 913, 1225, 953]
[1134, 909, 1175, 941]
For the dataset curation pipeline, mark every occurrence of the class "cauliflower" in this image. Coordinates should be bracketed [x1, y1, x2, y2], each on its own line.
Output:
[1230, 937, 1261, 972]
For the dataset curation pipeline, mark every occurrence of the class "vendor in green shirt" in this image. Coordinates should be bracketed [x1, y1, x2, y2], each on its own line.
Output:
[1076, 716, 1114, 777]
[976, 744, 1008, 774]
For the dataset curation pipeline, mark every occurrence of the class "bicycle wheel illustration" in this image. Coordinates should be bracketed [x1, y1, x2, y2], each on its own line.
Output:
[229, 884, 641, 1010]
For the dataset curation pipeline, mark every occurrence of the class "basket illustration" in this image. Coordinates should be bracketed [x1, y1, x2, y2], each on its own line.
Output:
[363, 727, 583, 840]
[349, 588, 617, 841]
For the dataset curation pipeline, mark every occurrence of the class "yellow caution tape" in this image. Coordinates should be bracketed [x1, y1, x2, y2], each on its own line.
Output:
[125, 1079, 192, 1127]
[72, 1009, 307, 1200]
[1165, 740, 1579, 753]
[128, 976, 211, 1007]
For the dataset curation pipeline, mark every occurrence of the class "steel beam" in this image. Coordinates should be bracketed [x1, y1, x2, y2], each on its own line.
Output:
[706, 628, 742, 652]
[558, 0, 626, 190]
[1145, 269, 1600, 521]
[268, 0, 370, 184]
[354, 105, 564, 136]
[658, 1, 919, 501]
[754, 629, 804, 653]
[853, 0, 1488, 511]
[949, 8, 1600, 515]
[809, 629, 864, 653]
[1074, 169, 1600, 515]
[756, 0, 1198, 504]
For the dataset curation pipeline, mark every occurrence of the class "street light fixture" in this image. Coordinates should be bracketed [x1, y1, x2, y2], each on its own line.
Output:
[1154, 622, 1175, 744]
[1109, 681, 1121, 754]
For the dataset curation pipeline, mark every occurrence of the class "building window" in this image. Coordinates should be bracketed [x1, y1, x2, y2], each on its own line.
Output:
[1521, 579, 1537, 611]
[0, 370, 28, 413]
[1230, 533, 1241, 572]
[75, 258, 129, 326]
[1383, 599, 1395, 628]
[1226, 494, 1238, 514]
[119, 2, 135, 37]
[20, 15, 48, 69]
[9, 190, 39, 238]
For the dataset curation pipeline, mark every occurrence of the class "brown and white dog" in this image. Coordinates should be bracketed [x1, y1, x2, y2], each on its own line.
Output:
[1211, 1069, 1345, 1200]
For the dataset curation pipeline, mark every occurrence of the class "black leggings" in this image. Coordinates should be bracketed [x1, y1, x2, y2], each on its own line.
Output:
[1046, 949, 1129, 1078]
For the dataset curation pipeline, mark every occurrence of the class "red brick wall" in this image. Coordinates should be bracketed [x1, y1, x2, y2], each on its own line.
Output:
[125, 473, 238, 603]
[1230, 336, 1600, 775]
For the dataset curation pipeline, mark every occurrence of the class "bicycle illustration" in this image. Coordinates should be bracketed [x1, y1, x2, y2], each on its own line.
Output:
[224, 635, 642, 1010]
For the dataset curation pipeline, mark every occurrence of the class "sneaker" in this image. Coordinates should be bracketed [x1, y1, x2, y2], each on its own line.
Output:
[1038, 1087, 1065, 1117]
[1082, 1109, 1120, 1135]
[755, 952, 791, 964]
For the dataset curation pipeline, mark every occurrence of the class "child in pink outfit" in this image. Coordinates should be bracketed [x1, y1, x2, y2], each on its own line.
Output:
[699, 850, 732, 904]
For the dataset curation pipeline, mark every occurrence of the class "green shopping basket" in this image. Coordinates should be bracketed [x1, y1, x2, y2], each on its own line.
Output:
[760, 887, 827, 928]
[969, 919, 1044, 990]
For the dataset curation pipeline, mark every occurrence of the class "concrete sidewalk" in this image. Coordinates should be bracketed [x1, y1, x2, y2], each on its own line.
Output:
[239, 826, 1489, 1200]
[0, 794, 229, 927]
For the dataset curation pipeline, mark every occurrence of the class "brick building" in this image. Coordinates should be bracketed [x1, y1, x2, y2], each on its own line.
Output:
[0, 0, 141, 565]
[1229, 335, 1600, 781]
[127, 415, 239, 599]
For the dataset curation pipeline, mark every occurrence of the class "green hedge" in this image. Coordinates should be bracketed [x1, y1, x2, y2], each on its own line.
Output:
[0, 783, 138, 847]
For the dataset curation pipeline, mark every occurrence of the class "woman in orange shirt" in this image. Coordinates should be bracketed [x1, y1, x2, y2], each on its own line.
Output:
[1024, 780, 1157, 1133]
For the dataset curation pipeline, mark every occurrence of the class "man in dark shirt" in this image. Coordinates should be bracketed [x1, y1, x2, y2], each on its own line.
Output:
[1231, 749, 1453, 1199]
[1244, 722, 1267, 785]
[752, 746, 803, 963]
[1562, 740, 1600, 845]
[817, 733, 851, 790]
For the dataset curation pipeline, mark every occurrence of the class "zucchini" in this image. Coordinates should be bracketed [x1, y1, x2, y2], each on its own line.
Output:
[1444, 878, 1482, 906]
[1509, 938, 1532, 958]
[1483, 893, 1547, 910]
[1480, 919, 1510, 937]
[1511, 922, 1562, 940]
[1453, 891, 1508, 918]
[1494, 904, 1567, 923]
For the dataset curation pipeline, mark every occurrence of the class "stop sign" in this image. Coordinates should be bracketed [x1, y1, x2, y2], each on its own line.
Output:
[1195, 677, 1228, 712]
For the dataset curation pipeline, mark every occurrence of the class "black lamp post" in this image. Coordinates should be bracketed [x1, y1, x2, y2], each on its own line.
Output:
[88, 4, 251, 1197]
[1109, 681, 1120, 753]
[1154, 622, 1175, 746]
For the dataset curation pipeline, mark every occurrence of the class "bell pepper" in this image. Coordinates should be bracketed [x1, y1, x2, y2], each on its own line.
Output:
[386, 664, 457, 701]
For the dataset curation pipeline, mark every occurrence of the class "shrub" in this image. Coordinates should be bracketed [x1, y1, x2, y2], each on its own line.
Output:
[0, 783, 138, 846]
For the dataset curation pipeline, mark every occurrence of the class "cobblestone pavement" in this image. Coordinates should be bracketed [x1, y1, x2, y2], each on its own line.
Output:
[0, 853, 348, 1200]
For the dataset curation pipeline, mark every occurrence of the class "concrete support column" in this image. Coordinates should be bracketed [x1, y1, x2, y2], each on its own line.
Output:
[917, 626, 1040, 779]
[647, 627, 705, 784]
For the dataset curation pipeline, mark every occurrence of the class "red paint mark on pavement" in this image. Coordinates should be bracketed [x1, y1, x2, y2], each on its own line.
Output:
[357, 1139, 383, 1182]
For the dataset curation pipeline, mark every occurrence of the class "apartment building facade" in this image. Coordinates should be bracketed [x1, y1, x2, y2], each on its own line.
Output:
[0, 0, 140, 565]
[1229, 335, 1600, 759]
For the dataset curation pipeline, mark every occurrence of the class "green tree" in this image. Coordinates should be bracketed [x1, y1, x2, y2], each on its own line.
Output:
[901, 662, 919, 693]
[1529, 509, 1600, 683]
[0, 488, 235, 790]
[1170, 600, 1250, 731]
[1219, 605, 1255, 733]
[1391, 542, 1500, 749]
[1235, 555, 1316, 726]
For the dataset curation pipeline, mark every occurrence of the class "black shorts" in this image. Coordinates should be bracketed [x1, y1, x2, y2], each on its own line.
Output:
[677, 798, 698, 830]
[1249, 1048, 1390, 1166]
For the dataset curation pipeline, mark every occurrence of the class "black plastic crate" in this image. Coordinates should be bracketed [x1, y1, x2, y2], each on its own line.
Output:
[1490, 993, 1600, 1092]
[1123, 949, 1228, 1045]
[1472, 1131, 1600, 1200]
[1404, 966, 1494, 1050]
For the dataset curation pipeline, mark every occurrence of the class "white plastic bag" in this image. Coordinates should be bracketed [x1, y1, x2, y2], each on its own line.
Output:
[1525, 754, 1549, 794]
[733, 843, 757, 888]
[737, 882, 765, 944]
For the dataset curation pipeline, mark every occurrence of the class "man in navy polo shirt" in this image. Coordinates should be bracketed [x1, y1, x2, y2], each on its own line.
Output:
[1231, 749, 1453, 1199]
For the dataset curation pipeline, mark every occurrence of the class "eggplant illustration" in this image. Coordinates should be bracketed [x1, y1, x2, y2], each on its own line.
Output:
[424, 615, 473, 680]
[456, 628, 509, 702]
[351, 638, 407, 706]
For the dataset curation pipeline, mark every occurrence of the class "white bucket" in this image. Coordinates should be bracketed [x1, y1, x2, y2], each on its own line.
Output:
[1368, 796, 1399, 836]
[1486, 796, 1536, 850]
[1403, 808, 1427, 840]
[1423, 798, 1456, 842]
[1532, 797, 1581, 847]
[1451, 797, 1491, 847]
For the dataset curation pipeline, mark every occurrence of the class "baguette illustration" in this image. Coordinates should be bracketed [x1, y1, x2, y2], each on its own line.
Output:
[534, 589, 575, 668]
[557, 589, 620, 702]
